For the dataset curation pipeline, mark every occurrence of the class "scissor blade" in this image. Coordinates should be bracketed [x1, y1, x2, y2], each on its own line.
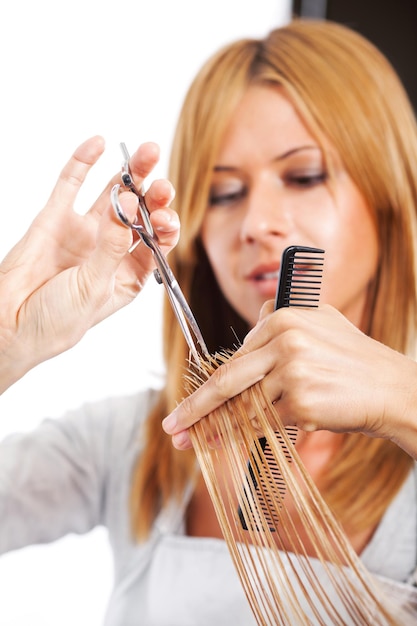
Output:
[138, 228, 209, 363]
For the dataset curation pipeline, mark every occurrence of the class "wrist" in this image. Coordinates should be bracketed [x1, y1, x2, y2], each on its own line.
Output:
[0, 332, 42, 395]
[384, 356, 417, 459]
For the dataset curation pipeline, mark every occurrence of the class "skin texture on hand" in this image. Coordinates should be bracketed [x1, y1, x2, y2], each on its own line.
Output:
[0, 136, 179, 392]
[162, 303, 417, 459]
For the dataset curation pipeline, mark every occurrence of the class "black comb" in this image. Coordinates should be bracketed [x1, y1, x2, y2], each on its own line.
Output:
[275, 245, 324, 309]
[238, 246, 325, 532]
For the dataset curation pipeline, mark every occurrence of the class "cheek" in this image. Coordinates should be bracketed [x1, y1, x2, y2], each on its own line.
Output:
[200, 222, 218, 271]
[201, 216, 233, 271]
[320, 200, 379, 311]
[343, 193, 379, 272]
[327, 180, 378, 271]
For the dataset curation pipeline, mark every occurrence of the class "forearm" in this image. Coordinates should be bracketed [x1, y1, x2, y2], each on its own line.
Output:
[0, 334, 31, 395]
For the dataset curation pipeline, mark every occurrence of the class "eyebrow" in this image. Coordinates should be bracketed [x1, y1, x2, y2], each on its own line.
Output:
[213, 145, 322, 172]
[274, 145, 321, 161]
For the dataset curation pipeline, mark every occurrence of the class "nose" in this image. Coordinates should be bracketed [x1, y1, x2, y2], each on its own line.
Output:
[239, 181, 291, 244]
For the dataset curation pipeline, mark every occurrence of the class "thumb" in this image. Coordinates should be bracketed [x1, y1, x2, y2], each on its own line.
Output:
[88, 192, 138, 279]
[242, 300, 275, 345]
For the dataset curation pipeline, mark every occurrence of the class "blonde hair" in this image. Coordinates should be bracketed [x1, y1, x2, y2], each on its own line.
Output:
[131, 19, 417, 540]
[188, 360, 410, 624]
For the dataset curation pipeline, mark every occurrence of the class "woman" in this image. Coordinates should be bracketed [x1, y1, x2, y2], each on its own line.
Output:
[1, 19, 417, 625]
[159, 18, 417, 553]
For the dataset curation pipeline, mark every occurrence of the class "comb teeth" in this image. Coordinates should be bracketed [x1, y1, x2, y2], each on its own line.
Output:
[239, 246, 325, 532]
[275, 246, 325, 309]
[238, 428, 298, 532]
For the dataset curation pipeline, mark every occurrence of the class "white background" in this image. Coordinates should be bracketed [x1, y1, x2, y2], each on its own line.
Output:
[0, 1, 291, 624]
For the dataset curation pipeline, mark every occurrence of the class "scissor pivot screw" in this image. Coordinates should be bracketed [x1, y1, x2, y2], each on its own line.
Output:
[153, 268, 163, 284]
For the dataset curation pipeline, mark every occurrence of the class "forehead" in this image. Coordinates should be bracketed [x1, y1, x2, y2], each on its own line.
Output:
[216, 85, 316, 160]
[214, 84, 342, 173]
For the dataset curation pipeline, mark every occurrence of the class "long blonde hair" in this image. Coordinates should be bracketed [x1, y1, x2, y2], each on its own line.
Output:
[131, 19, 417, 540]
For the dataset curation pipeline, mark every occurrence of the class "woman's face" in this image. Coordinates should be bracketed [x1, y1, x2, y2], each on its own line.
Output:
[201, 85, 379, 329]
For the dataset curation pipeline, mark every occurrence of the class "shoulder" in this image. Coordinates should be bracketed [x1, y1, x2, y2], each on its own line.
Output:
[11, 387, 163, 470]
[58, 387, 161, 454]
[361, 466, 417, 581]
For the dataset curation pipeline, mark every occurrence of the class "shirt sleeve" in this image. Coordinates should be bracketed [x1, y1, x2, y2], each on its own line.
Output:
[0, 390, 154, 554]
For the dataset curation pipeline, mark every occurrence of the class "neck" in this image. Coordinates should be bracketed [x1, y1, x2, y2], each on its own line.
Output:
[295, 430, 344, 479]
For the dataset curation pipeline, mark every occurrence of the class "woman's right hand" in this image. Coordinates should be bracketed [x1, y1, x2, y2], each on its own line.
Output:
[0, 136, 179, 393]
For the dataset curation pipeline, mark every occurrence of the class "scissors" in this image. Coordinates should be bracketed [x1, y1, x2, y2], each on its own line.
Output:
[110, 143, 209, 365]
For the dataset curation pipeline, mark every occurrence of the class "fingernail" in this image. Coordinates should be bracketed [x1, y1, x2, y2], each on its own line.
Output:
[155, 212, 180, 232]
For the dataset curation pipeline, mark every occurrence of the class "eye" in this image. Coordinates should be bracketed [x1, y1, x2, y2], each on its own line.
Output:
[208, 183, 247, 207]
[284, 170, 328, 189]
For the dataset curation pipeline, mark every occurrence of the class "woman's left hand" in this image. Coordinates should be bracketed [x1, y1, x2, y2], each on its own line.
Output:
[162, 303, 417, 458]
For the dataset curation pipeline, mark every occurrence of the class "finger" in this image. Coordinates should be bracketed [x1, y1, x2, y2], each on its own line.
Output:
[81, 187, 180, 303]
[150, 208, 180, 243]
[142, 179, 179, 248]
[129, 141, 160, 181]
[116, 191, 140, 225]
[145, 178, 176, 213]
[259, 299, 275, 319]
[88, 142, 161, 222]
[238, 306, 318, 356]
[83, 198, 137, 286]
[162, 350, 269, 435]
[47, 136, 106, 213]
[171, 430, 193, 450]
[171, 424, 227, 451]
[238, 300, 275, 350]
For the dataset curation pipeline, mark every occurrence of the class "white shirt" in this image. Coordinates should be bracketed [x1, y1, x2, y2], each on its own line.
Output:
[0, 390, 416, 624]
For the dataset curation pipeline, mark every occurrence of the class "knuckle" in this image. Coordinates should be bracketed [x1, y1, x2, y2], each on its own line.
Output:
[181, 397, 198, 421]
[211, 360, 236, 400]
[280, 327, 309, 355]
[283, 356, 310, 388]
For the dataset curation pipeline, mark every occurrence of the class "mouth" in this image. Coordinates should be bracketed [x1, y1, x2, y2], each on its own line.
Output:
[253, 269, 279, 281]
[245, 265, 281, 299]
[248, 264, 280, 282]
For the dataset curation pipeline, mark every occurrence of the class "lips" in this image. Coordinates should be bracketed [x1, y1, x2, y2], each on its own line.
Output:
[254, 269, 279, 281]
[247, 264, 280, 282]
